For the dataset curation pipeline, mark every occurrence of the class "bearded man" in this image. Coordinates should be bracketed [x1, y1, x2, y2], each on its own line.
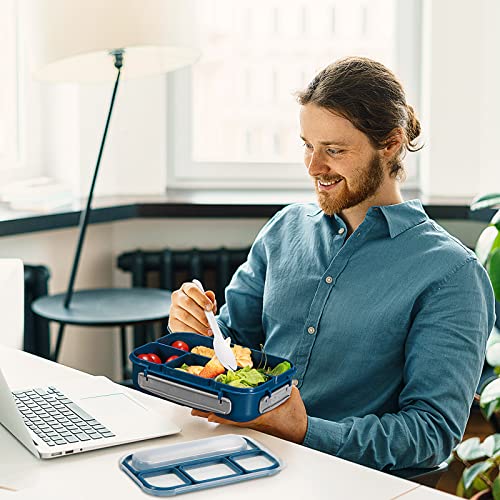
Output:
[168, 57, 496, 472]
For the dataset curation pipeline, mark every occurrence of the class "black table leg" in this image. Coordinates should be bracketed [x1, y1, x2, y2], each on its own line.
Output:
[52, 323, 66, 362]
[120, 326, 128, 380]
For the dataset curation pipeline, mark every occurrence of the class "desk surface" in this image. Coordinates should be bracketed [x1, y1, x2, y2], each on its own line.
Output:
[0, 347, 457, 499]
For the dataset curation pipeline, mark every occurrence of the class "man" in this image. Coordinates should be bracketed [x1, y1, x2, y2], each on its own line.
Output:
[168, 57, 496, 471]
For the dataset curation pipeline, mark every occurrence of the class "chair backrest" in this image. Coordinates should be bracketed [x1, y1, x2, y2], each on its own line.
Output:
[0, 259, 24, 349]
[390, 460, 449, 488]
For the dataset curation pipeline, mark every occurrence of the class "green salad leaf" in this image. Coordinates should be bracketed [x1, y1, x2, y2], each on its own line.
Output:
[216, 367, 268, 388]
[214, 361, 291, 388]
[267, 361, 291, 376]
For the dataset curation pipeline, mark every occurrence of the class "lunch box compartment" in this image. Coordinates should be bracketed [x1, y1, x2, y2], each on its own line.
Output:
[130, 332, 296, 422]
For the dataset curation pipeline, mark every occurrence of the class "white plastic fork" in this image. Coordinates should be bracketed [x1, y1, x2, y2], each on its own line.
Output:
[192, 279, 238, 371]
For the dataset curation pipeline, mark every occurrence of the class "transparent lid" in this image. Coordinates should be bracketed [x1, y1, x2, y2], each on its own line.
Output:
[131, 434, 247, 471]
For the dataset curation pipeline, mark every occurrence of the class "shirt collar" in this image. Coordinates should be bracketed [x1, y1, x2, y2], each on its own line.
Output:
[376, 199, 428, 238]
[306, 199, 428, 238]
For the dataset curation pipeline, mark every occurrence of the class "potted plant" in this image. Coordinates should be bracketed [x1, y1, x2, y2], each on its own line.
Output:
[449, 195, 500, 499]
[452, 435, 500, 498]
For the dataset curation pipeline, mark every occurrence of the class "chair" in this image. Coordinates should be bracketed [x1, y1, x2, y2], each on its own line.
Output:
[390, 461, 449, 488]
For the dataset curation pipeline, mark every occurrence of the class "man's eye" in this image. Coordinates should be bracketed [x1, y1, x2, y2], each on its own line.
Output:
[302, 142, 313, 150]
[326, 148, 341, 156]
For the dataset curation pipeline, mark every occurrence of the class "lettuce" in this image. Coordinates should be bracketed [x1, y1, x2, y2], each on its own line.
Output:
[267, 361, 291, 376]
[216, 367, 268, 387]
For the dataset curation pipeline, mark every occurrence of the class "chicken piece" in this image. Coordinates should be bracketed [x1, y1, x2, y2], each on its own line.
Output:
[186, 365, 204, 376]
[191, 346, 215, 358]
[191, 344, 253, 368]
[232, 345, 253, 368]
[198, 356, 226, 379]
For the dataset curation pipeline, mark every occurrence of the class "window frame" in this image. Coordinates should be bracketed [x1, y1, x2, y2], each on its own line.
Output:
[165, 1, 423, 191]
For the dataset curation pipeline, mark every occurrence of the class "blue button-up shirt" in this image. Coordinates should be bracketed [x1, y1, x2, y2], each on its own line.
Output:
[217, 200, 496, 470]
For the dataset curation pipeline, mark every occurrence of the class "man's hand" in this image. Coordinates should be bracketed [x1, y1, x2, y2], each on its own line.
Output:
[191, 386, 308, 444]
[168, 282, 218, 336]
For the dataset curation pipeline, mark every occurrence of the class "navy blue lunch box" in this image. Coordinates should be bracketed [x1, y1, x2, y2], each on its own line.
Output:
[130, 332, 296, 422]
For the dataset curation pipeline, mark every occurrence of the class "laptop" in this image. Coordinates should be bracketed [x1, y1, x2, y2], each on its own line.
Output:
[0, 259, 181, 459]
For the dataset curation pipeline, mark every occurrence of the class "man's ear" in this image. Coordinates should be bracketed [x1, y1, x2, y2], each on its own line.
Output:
[381, 128, 404, 160]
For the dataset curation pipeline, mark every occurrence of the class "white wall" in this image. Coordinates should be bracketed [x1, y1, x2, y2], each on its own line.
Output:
[41, 74, 168, 198]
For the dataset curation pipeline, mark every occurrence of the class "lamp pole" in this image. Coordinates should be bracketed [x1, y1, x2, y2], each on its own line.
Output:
[52, 50, 124, 360]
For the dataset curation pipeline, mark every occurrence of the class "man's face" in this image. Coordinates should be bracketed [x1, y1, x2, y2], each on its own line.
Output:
[299, 103, 387, 216]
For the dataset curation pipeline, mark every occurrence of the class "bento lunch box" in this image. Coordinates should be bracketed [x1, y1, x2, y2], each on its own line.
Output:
[129, 332, 296, 422]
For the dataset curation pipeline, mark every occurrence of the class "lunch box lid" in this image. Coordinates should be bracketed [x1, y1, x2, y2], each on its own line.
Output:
[120, 434, 283, 496]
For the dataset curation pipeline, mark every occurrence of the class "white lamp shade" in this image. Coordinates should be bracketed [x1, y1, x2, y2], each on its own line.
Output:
[21, 0, 200, 82]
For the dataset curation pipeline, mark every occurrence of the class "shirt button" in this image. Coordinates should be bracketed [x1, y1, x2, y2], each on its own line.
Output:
[325, 276, 333, 284]
[307, 326, 316, 335]
[338, 227, 345, 235]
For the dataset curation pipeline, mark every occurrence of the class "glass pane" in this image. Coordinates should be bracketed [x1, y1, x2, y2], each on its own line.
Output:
[192, 0, 397, 164]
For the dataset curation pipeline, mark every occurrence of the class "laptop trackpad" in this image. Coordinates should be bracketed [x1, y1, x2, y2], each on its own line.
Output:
[78, 393, 149, 434]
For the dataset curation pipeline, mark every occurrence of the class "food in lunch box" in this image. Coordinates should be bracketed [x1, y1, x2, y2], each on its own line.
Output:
[199, 357, 226, 378]
[191, 344, 253, 368]
[165, 355, 179, 363]
[176, 360, 292, 388]
[170, 340, 190, 351]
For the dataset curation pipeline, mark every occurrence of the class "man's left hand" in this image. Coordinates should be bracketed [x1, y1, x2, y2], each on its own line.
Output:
[191, 386, 308, 444]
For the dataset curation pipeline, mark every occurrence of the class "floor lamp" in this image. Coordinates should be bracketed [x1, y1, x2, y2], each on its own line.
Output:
[25, 0, 200, 376]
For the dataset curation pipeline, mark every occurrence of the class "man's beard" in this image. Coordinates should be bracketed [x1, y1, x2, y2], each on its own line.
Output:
[314, 153, 385, 216]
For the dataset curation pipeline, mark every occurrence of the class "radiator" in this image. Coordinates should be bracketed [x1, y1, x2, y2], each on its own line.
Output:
[117, 247, 250, 346]
[24, 264, 51, 358]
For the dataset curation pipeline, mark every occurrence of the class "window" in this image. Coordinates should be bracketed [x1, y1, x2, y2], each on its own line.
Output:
[0, 0, 20, 171]
[167, 0, 422, 190]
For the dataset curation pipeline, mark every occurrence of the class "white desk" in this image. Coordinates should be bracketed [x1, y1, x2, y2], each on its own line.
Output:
[0, 347, 457, 499]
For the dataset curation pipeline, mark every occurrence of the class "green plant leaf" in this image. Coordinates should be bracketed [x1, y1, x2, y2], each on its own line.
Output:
[471, 194, 500, 211]
[481, 378, 500, 406]
[456, 437, 488, 461]
[456, 476, 466, 497]
[483, 400, 500, 421]
[483, 435, 500, 457]
[463, 460, 494, 491]
[489, 248, 500, 302]
[493, 476, 500, 500]
[493, 209, 500, 227]
[487, 344, 500, 369]
[487, 328, 500, 366]
[476, 226, 500, 265]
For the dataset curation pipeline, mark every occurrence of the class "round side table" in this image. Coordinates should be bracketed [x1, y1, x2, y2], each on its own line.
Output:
[32, 288, 171, 380]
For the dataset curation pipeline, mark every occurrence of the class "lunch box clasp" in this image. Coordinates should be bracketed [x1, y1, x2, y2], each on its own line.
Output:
[258, 383, 293, 414]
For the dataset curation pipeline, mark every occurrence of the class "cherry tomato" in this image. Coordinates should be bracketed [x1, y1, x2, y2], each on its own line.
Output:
[171, 340, 189, 352]
[165, 355, 179, 363]
[148, 353, 162, 364]
[138, 353, 153, 362]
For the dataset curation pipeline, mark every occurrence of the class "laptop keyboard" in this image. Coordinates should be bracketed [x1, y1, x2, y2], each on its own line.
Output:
[12, 386, 115, 447]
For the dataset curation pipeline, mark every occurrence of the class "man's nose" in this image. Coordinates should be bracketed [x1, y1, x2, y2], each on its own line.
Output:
[306, 151, 329, 177]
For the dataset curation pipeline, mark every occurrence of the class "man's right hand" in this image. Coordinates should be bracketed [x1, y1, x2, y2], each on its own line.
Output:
[168, 282, 218, 336]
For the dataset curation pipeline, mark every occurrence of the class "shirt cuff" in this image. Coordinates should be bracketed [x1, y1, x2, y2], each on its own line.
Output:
[303, 416, 345, 456]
